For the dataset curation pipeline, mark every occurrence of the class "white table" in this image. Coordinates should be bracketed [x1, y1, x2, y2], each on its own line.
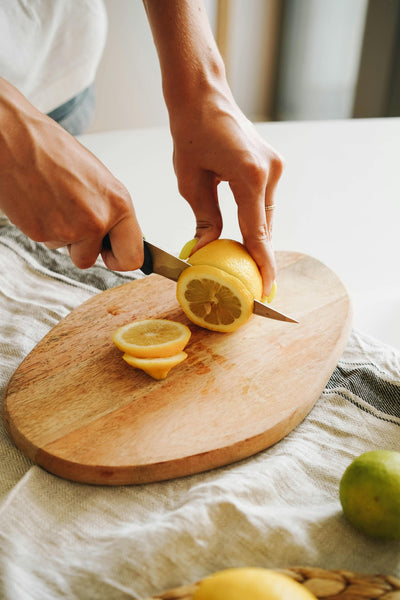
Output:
[80, 117, 400, 350]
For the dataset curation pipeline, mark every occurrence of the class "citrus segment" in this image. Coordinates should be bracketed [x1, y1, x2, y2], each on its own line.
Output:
[122, 352, 188, 380]
[193, 568, 317, 600]
[176, 264, 253, 332]
[188, 239, 263, 300]
[112, 319, 191, 358]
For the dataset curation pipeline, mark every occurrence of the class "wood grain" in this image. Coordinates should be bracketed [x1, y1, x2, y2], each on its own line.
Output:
[2, 252, 352, 485]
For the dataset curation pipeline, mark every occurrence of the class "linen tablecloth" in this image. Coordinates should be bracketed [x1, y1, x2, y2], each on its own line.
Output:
[1, 217, 400, 600]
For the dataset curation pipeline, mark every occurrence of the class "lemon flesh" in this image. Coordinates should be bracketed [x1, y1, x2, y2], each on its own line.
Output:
[339, 450, 400, 540]
[112, 319, 191, 358]
[188, 239, 263, 301]
[122, 352, 187, 380]
[193, 568, 317, 600]
[177, 264, 253, 332]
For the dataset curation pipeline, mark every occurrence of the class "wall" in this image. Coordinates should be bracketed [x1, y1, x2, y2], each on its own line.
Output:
[88, 0, 217, 132]
[88, 0, 369, 133]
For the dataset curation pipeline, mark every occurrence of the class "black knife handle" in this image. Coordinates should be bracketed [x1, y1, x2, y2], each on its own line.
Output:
[140, 240, 153, 275]
[101, 235, 153, 274]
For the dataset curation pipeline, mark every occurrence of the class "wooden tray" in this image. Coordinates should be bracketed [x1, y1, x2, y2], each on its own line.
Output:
[2, 251, 352, 485]
[143, 567, 400, 599]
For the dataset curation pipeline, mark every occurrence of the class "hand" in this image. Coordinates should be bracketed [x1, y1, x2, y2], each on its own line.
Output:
[143, 0, 284, 296]
[0, 78, 144, 271]
[170, 88, 284, 296]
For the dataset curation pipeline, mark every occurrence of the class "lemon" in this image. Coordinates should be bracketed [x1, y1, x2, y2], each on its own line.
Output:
[179, 238, 198, 260]
[122, 351, 187, 380]
[193, 568, 317, 600]
[188, 239, 263, 301]
[339, 450, 400, 540]
[112, 319, 191, 358]
[263, 280, 277, 304]
[177, 264, 254, 332]
[176, 238, 277, 332]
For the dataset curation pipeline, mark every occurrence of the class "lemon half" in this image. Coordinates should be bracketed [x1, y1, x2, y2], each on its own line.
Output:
[177, 264, 253, 332]
[188, 239, 263, 301]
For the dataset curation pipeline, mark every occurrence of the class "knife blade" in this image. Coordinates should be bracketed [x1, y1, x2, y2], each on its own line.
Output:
[142, 240, 298, 324]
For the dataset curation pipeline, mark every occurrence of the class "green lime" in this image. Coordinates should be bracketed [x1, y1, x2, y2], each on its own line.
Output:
[339, 450, 400, 540]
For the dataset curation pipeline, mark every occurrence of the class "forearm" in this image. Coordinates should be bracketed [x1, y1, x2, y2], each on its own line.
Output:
[0, 76, 143, 271]
[143, 0, 230, 115]
[143, 1, 283, 295]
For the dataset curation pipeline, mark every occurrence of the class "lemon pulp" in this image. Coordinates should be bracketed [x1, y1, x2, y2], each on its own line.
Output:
[112, 318, 191, 358]
[177, 264, 253, 332]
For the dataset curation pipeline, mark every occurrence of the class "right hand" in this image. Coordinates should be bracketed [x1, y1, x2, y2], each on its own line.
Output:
[0, 77, 144, 271]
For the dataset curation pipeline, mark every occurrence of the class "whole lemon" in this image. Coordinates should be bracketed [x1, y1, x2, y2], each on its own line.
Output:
[193, 568, 316, 600]
[339, 450, 400, 540]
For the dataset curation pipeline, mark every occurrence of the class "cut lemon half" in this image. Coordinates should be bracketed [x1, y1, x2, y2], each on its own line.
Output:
[112, 319, 191, 358]
[188, 239, 263, 301]
[122, 352, 188, 380]
[176, 264, 253, 332]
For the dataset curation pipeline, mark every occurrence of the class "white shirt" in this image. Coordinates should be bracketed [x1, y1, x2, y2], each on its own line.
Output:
[0, 0, 108, 113]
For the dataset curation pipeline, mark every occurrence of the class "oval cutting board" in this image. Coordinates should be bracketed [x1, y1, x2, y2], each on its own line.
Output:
[2, 252, 352, 485]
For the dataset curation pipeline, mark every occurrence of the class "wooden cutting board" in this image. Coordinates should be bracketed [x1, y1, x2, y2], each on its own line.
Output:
[2, 251, 352, 485]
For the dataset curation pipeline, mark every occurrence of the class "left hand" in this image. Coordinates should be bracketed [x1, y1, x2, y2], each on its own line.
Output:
[170, 87, 284, 296]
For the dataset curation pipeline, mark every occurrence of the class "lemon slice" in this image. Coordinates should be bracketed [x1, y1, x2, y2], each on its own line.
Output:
[122, 352, 188, 380]
[176, 264, 253, 332]
[112, 319, 191, 358]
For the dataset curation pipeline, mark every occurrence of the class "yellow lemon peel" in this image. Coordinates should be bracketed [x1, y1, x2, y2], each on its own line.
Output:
[193, 568, 317, 600]
[188, 239, 263, 301]
[122, 351, 188, 380]
[179, 238, 198, 260]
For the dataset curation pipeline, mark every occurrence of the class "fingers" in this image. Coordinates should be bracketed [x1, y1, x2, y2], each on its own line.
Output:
[232, 153, 284, 296]
[100, 214, 144, 271]
[264, 151, 284, 237]
[44, 241, 67, 250]
[44, 215, 144, 272]
[178, 169, 223, 253]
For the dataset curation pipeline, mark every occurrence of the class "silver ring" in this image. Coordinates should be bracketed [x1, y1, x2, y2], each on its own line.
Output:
[265, 204, 276, 212]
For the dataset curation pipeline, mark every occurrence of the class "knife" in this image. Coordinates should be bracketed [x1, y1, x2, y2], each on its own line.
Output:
[141, 240, 298, 324]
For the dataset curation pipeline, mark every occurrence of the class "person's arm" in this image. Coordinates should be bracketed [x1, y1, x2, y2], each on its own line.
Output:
[143, 0, 283, 295]
[0, 76, 143, 271]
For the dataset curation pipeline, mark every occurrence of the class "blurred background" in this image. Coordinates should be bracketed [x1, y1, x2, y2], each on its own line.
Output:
[88, 0, 400, 133]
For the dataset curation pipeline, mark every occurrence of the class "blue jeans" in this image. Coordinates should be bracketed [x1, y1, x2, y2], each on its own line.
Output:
[47, 85, 95, 136]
